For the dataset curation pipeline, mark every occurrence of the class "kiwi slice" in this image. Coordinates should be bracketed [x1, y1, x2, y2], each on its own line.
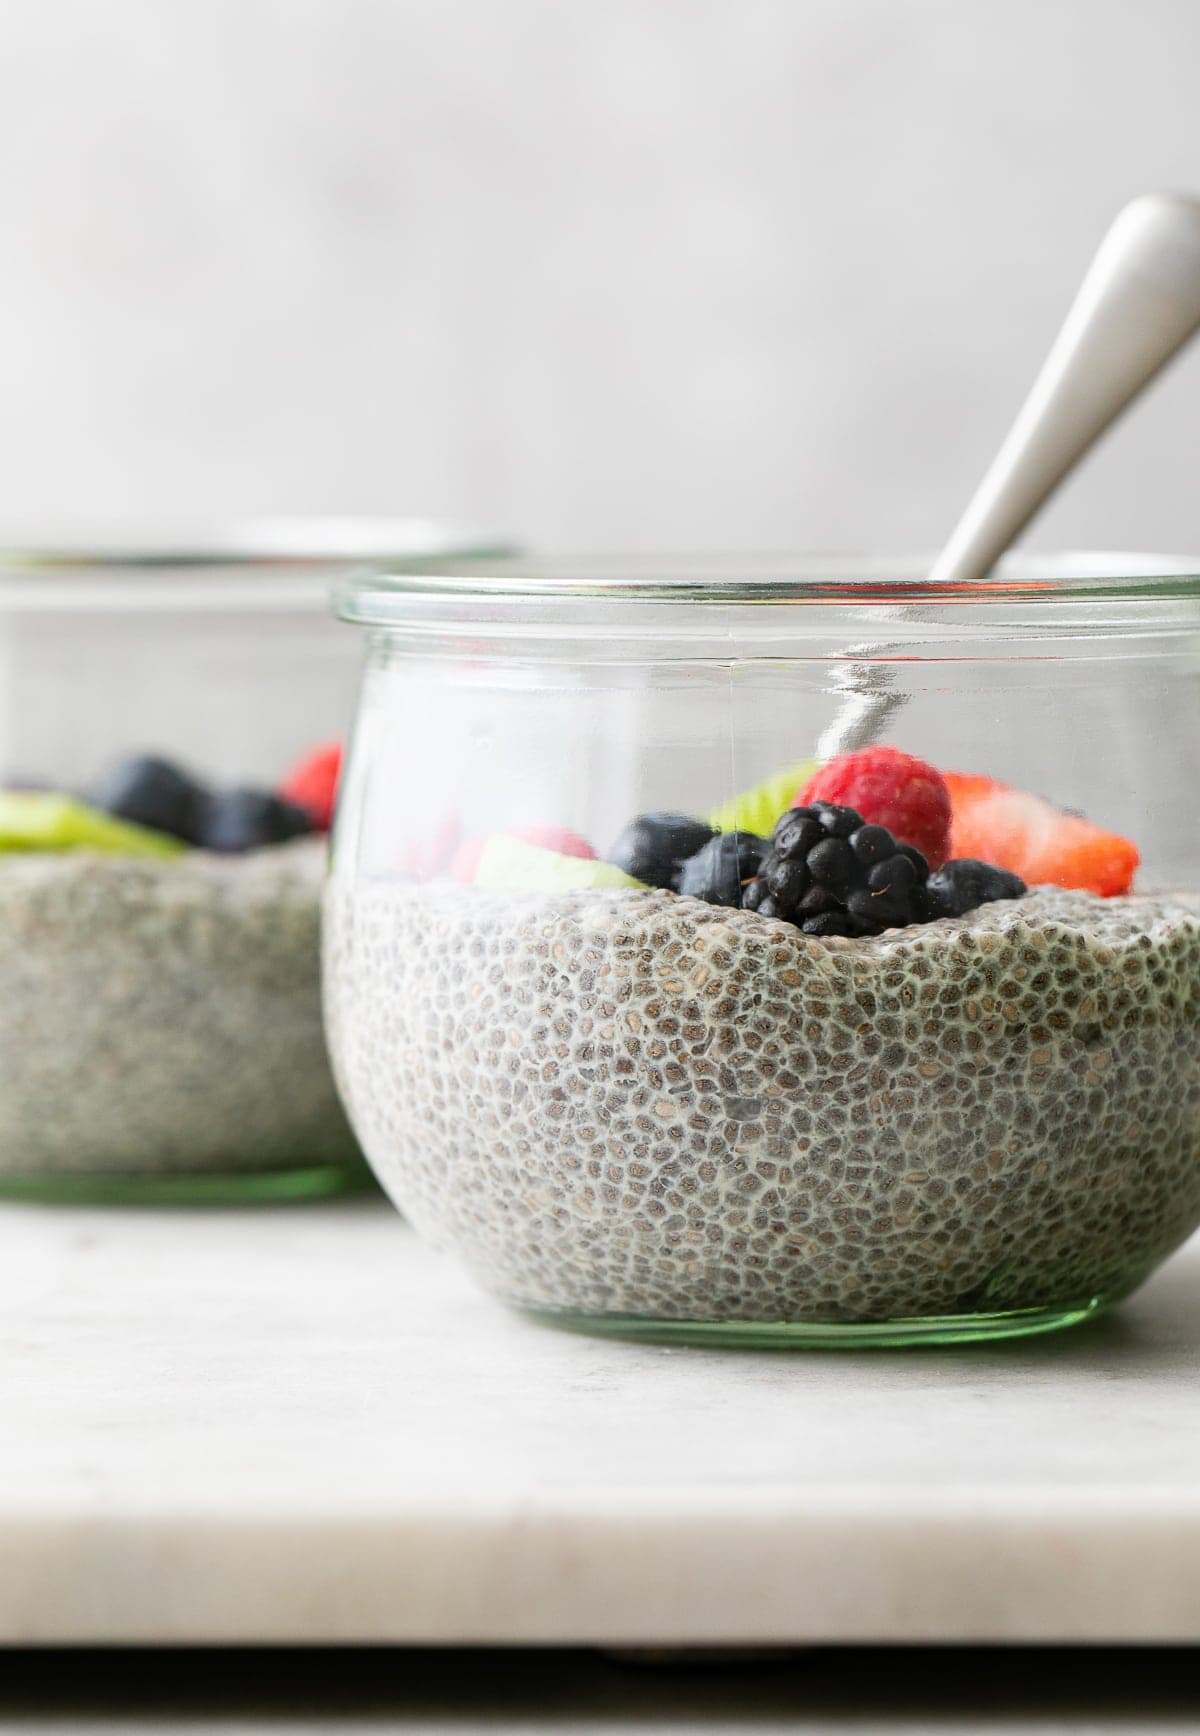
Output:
[0, 790, 185, 858]
[474, 833, 645, 892]
[707, 757, 816, 838]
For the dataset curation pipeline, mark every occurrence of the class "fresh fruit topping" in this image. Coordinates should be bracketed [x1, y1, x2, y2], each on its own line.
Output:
[398, 814, 461, 882]
[676, 832, 768, 907]
[746, 802, 935, 936]
[474, 834, 644, 893]
[449, 837, 486, 883]
[926, 859, 1027, 919]
[280, 741, 342, 832]
[90, 756, 320, 856]
[200, 789, 314, 854]
[87, 755, 210, 846]
[944, 772, 1139, 896]
[452, 826, 595, 884]
[0, 790, 185, 858]
[514, 826, 596, 860]
[606, 813, 716, 890]
[707, 758, 817, 838]
[797, 748, 952, 869]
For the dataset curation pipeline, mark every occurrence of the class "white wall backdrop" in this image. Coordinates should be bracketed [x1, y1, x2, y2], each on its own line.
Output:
[0, 0, 1198, 555]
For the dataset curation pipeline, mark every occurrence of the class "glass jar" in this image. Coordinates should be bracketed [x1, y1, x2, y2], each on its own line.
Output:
[0, 521, 514, 1203]
[325, 554, 1200, 1344]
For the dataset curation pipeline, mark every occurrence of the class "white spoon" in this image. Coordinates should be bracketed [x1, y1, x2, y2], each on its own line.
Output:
[819, 191, 1200, 757]
[931, 190, 1200, 585]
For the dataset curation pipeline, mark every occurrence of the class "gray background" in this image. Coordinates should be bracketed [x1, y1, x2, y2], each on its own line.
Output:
[1, 0, 1198, 555]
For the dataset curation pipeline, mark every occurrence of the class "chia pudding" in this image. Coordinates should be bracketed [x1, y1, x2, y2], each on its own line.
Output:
[0, 841, 358, 1188]
[325, 881, 1200, 1325]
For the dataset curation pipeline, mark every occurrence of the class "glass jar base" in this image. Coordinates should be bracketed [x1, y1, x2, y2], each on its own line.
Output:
[523, 1296, 1110, 1349]
[0, 1160, 375, 1207]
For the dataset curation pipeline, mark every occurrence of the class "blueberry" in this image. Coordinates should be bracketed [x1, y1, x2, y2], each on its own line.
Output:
[926, 859, 1028, 919]
[606, 813, 716, 889]
[86, 755, 209, 845]
[676, 831, 767, 907]
[200, 788, 314, 854]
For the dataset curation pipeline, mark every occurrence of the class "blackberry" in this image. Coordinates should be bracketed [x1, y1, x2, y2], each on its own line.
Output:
[773, 811, 825, 858]
[849, 824, 894, 867]
[742, 877, 778, 919]
[926, 858, 1027, 920]
[676, 831, 768, 908]
[606, 812, 716, 890]
[812, 802, 861, 840]
[806, 836, 857, 896]
[755, 803, 934, 938]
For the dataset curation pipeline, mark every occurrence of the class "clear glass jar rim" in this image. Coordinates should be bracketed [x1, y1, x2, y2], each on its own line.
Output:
[336, 549, 1200, 623]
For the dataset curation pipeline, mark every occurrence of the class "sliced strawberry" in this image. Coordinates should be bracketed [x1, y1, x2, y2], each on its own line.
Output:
[945, 772, 1139, 896]
[516, 826, 596, 861]
[280, 741, 342, 832]
[450, 826, 595, 884]
[399, 813, 461, 882]
[449, 836, 486, 884]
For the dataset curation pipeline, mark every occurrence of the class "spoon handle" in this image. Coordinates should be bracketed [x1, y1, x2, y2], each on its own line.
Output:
[929, 192, 1200, 587]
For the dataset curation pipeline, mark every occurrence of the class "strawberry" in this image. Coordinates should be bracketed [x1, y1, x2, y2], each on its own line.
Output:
[399, 813, 461, 882]
[944, 773, 1139, 897]
[450, 826, 596, 884]
[279, 741, 342, 832]
[518, 826, 597, 861]
[796, 747, 952, 868]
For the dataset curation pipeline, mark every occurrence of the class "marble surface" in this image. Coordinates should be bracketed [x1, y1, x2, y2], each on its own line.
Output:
[3, 1198, 1200, 1645]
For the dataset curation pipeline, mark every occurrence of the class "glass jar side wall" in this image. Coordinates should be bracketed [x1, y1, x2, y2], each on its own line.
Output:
[335, 625, 1200, 891]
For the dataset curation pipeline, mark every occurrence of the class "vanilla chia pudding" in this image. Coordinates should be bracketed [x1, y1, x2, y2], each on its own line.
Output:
[326, 882, 1200, 1324]
[0, 839, 359, 1181]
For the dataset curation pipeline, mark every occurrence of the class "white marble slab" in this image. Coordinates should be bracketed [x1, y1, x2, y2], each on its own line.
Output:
[2, 1197, 1199, 1645]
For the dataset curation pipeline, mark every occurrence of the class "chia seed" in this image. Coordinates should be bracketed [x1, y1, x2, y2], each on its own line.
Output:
[324, 882, 1200, 1324]
[0, 839, 358, 1180]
